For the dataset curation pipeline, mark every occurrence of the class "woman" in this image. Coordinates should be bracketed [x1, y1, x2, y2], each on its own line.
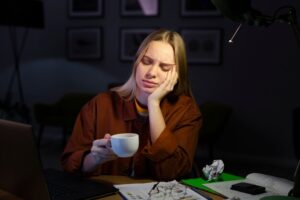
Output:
[61, 28, 202, 181]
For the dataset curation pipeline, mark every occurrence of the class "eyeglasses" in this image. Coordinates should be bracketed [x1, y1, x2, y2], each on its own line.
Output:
[147, 182, 189, 200]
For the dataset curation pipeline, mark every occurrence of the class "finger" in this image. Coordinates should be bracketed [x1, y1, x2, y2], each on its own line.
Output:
[93, 138, 109, 147]
[91, 144, 112, 156]
[164, 70, 173, 86]
[169, 67, 178, 85]
[103, 133, 112, 147]
[91, 145, 102, 154]
[171, 65, 178, 80]
[91, 148, 117, 163]
[160, 70, 169, 86]
[99, 148, 117, 159]
[170, 69, 178, 87]
[164, 69, 177, 91]
[104, 133, 111, 139]
[161, 77, 173, 92]
[106, 139, 112, 148]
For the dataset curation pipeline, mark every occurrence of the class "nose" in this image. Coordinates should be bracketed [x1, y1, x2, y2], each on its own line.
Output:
[145, 63, 158, 78]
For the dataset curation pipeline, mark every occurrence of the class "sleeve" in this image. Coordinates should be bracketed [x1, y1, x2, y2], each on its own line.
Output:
[141, 99, 202, 181]
[60, 98, 98, 174]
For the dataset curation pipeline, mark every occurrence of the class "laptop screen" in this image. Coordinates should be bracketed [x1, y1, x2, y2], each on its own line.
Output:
[0, 119, 118, 200]
[0, 119, 51, 200]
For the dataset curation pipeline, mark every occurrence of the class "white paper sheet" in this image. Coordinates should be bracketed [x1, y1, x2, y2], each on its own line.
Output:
[114, 180, 209, 200]
[246, 173, 293, 195]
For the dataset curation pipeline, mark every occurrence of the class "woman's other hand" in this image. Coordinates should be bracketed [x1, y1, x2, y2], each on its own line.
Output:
[82, 133, 117, 173]
[91, 133, 117, 163]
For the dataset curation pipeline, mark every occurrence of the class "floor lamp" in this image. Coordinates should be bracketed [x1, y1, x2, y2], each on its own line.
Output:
[0, 0, 44, 122]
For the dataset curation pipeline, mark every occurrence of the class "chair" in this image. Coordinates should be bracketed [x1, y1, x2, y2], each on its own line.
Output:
[193, 101, 233, 177]
[33, 93, 95, 146]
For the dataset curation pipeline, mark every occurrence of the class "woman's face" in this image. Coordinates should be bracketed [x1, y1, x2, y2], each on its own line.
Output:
[135, 41, 176, 98]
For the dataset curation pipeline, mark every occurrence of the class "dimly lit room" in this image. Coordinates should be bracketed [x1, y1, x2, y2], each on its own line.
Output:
[0, 0, 300, 199]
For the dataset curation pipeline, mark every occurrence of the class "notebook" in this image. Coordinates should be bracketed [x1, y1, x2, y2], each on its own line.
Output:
[0, 119, 118, 200]
[182, 161, 300, 199]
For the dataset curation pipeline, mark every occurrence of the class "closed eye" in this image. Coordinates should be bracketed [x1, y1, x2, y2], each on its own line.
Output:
[160, 64, 172, 72]
[141, 56, 153, 65]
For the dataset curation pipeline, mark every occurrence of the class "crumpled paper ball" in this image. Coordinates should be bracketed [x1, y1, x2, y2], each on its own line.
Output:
[202, 159, 224, 181]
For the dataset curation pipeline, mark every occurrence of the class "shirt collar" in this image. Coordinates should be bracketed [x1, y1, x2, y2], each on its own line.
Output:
[122, 98, 138, 121]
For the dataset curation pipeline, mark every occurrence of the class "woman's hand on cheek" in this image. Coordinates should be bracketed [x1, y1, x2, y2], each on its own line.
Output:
[148, 66, 178, 104]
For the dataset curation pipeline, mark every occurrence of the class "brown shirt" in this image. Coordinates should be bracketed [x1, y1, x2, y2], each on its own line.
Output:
[61, 91, 202, 181]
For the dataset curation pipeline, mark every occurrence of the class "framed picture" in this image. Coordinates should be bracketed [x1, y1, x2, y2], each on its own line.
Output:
[181, 0, 220, 17]
[181, 29, 222, 64]
[66, 27, 102, 60]
[68, 0, 103, 18]
[120, 0, 160, 17]
[120, 28, 154, 61]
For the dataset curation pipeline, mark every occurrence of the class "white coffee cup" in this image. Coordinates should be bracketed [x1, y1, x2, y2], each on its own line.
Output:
[111, 133, 139, 157]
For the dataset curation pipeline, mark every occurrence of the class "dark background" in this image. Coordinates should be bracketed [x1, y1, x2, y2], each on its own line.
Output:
[0, 0, 299, 177]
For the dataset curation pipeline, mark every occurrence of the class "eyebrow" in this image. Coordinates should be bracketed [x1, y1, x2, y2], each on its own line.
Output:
[143, 55, 175, 66]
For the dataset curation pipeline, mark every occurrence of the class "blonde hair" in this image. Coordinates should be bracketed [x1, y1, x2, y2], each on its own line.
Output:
[111, 28, 193, 100]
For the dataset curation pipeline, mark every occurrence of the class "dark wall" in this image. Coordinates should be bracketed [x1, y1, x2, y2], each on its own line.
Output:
[0, 0, 299, 169]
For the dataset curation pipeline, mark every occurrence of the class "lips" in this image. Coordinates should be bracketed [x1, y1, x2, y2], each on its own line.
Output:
[142, 80, 158, 88]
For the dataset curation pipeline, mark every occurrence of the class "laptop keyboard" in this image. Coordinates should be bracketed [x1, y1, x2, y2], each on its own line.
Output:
[43, 169, 118, 200]
[47, 181, 81, 200]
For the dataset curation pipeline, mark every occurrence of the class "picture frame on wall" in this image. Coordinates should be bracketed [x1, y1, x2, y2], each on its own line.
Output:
[120, 0, 160, 17]
[66, 27, 102, 60]
[181, 29, 222, 64]
[120, 28, 154, 61]
[68, 0, 103, 18]
[181, 0, 220, 16]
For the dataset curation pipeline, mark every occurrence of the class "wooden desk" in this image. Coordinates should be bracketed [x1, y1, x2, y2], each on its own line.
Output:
[0, 176, 225, 200]
[90, 175, 225, 200]
[0, 189, 23, 200]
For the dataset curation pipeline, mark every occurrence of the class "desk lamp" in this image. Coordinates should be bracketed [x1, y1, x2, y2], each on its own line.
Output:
[210, 0, 300, 47]
[209, 0, 300, 198]
[0, 0, 44, 122]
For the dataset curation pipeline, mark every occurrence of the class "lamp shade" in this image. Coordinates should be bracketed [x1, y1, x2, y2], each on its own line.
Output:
[0, 0, 44, 28]
[210, 0, 251, 22]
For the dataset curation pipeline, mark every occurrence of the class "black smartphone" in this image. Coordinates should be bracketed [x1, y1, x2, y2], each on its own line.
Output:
[231, 182, 266, 195]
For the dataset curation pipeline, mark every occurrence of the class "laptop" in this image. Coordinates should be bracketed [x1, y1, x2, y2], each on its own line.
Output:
[0, 119, 118, 200]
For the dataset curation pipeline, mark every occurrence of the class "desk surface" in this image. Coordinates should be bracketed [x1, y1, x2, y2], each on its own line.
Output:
[0, 175, 224, 200]
[0, 189, 23, 200]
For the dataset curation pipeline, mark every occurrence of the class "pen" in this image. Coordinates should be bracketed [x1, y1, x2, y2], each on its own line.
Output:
[189, 186, 213, 200]
[181, 181, 228, 200]
[147, 182, 159, 200]
[148, 182, 159, 195]
[194, 187, 228, 199]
